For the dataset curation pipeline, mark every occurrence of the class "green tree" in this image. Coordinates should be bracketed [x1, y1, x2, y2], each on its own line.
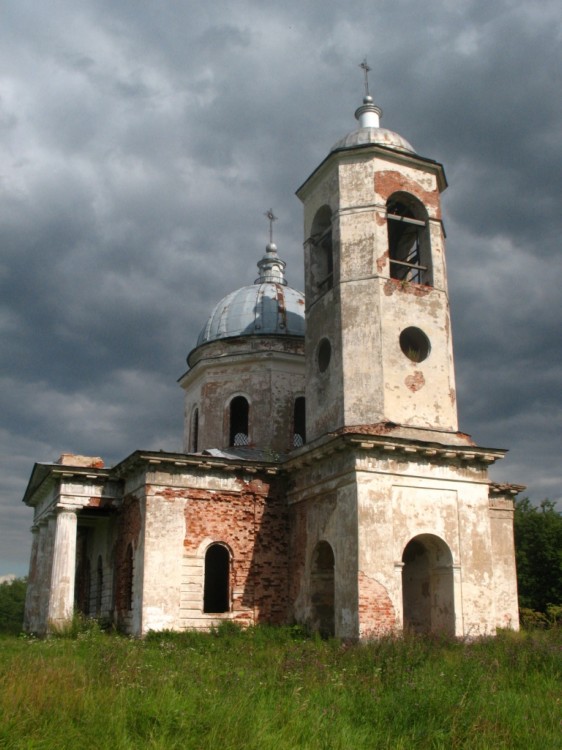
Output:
[0, 578, 27, 634]
[514, 498, 562, 612]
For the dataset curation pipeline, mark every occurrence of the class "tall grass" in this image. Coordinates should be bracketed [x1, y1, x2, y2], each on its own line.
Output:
[0, 625, 560, 749]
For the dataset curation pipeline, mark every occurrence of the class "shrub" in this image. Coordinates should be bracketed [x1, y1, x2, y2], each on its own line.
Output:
[0, 578, 26, 634]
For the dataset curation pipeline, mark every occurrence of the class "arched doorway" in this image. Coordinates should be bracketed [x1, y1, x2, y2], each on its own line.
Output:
[401, 534, 455, 635]
[310, 541, 335, 637]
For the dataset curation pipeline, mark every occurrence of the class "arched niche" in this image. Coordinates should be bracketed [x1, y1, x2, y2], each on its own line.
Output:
[310, 540, 335, 637]
[401, 534, 455, 635]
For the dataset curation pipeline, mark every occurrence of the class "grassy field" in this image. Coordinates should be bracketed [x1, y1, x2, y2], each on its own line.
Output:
[0, 624, 560, 749]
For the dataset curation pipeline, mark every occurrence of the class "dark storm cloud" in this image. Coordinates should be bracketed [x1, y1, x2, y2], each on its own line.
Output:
[1, 0, 560, 574]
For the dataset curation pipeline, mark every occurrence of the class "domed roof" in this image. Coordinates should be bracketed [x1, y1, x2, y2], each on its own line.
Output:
[196, 242, 305, 346]
[331, 95, 415, 155]
[331, 126, 415, 154]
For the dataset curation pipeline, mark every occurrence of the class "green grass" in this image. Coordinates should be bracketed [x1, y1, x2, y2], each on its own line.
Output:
[0, 625, 560, 749]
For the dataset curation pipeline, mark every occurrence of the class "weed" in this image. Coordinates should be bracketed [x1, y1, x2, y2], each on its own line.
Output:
[0, 628, 559, 749]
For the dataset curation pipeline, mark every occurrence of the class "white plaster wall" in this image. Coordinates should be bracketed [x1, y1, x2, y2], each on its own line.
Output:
[289, 450, 360, 638]
[300, 162, 345, 442]
[489, 499, 520, 630]
[356, 458, 515, 636]
[141, 485, 186, 633]
[378, 283, 457, 430]
[290, 442, 518, 639]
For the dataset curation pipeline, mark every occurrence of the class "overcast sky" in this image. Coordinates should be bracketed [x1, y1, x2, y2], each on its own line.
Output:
[1, 0, 561, 576]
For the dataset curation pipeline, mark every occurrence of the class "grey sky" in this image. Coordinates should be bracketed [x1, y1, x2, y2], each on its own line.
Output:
[1, 0, 561, 575]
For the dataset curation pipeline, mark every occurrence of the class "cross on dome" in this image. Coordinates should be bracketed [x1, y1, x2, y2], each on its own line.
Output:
[256, 209, 287, 285]
[264, 208, 278, 244]
[359, 58, 371, 98]
[355, 58, 381, 128]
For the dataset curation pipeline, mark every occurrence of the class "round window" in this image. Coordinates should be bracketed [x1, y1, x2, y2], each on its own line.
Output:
[317, 338, 332, 372]
[399, 327, 431, 363]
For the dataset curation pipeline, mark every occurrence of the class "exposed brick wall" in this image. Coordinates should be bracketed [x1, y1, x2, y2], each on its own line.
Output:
[252, 485, 289, 624]
[357, 570, 397, 637]
[176, 474, 289, 625]
[288, 501, 308, 613]
[375, 170, 441, 217]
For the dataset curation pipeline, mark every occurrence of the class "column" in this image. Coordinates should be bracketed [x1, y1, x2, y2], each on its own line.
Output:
[37, 517, 54, 632]
[23, 525, 40, 632]
[47, 507, 78, 629]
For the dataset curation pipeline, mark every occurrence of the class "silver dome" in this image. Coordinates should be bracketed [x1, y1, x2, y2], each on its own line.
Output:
[196, 282, 305, 345]
[331, 126, 415, 154]
[331, 95, 415, 155]
[196, 241, 305, 346]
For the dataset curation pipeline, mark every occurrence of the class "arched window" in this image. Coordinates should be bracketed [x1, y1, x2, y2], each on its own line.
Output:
[309, 205, 333, 296]
[95, 555, 103, 617]
[386, 193, 432, 285]
[229, 396, 249, 446]
[203, 544, 230, 613]
[293, 396, 306, 447]
[191, 407, 199, 453]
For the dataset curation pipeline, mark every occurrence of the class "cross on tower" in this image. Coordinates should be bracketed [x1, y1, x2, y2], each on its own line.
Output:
[360, 58, 371, 97]
[264, 209, 278, 244]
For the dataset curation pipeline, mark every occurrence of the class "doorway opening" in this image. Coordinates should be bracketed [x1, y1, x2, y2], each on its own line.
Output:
[402, 534, 455, 635]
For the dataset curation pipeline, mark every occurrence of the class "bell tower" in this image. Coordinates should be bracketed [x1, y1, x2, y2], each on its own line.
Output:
[297, 77, 456, 443]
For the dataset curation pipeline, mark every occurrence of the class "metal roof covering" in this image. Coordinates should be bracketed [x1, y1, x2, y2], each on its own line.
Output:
[196, 240, 305, 346]
[196, 281, 305, 345]
[330, 94, 415, 154]
[331, 126, 415, 154]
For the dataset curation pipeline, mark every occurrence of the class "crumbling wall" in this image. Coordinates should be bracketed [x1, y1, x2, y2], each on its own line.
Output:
[132, 467, 289, 633]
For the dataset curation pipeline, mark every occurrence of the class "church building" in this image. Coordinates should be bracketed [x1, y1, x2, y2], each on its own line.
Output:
[22, 84, 522, 638]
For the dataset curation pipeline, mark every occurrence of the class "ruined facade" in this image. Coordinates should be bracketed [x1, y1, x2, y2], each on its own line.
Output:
[23, 92, 522, 637]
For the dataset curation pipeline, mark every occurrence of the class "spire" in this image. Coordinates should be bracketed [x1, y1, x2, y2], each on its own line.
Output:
[255, 209, 287, 285]
[354, 58, 382, 129]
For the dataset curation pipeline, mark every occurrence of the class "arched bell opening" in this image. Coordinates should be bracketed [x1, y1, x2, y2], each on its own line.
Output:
[310, 540, 335, 637]
[401, 534, 455, 636]
[309, 205, 334, 297]
[386, 192, 432, 285]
